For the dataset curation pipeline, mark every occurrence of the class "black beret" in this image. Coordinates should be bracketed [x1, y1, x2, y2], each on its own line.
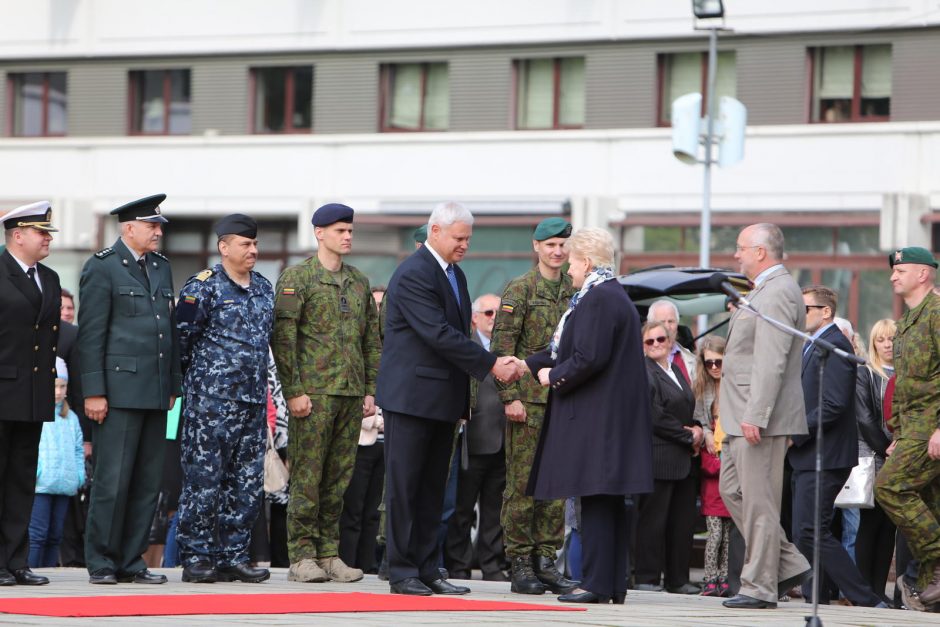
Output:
[110, 194, 168, 223]
[312, 203, 354, 227]
[214, 213, 257, 239]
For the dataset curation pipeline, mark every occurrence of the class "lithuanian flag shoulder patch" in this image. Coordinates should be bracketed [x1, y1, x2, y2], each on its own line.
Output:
[282, 287, 296, 296]
[501, 303, 514, 314]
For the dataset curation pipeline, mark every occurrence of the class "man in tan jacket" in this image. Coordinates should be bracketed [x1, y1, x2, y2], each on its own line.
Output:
[718, 223, 812, 609]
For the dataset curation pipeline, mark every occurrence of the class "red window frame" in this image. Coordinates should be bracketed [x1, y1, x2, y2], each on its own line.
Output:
[809, 45, 890, 124]
[513, 58, 584, 130]
[127, 69, 190, 136]
[656, 52, 713, 127]
[249, 66, 313, 134]
[6, 72, 67, 137]
[379, 63, 442, 133]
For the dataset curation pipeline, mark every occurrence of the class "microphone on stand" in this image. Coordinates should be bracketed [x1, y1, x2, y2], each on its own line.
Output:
[708, 273, 751, 309]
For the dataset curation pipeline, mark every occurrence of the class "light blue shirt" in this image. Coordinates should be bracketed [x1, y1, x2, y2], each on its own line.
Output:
[477, 329, 491, 351]
[753, 263, 784, 287]
[805, 321, 837, 356]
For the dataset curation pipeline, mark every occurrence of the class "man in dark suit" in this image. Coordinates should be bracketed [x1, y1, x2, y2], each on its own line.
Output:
[376, 202, 523, 596]
[0, 201, 61, 586]
[788, 285, 884, 607]
[445, 293, 509, 581]
[78, 194, 182, 585]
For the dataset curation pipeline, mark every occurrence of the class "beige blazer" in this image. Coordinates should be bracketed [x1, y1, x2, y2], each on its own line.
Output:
[720, 266, 807, 437]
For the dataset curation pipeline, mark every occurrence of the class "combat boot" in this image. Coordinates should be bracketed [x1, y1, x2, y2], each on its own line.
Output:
[287, 558, 329, 583]
[317, 556, 363, 583]
[533, 554, 579, 594]
[918, 565, 940, 606]
[510, 555, 545, 595]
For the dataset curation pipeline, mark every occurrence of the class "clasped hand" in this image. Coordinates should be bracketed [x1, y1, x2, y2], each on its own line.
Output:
[491, 356, 527, 384]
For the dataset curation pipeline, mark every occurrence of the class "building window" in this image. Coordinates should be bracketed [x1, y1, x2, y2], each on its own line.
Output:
[658, 51, 736, 126]
[811, 45, 891, 122]
[7, 72, 67, 136]
[251, 66, 313, 133]
[514, 57, 585, 129]
[379, 63, 449, 132]
[129, 69, 191, 135]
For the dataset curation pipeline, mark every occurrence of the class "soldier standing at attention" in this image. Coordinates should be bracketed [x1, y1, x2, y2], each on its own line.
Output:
[78, 194, 181, 585]
[0, 202, 61, 587]
[175, 214, 274, 584]
[874, 246, 940, 608]
[273, 203, 381, 584]
[491, 217, 579, 595]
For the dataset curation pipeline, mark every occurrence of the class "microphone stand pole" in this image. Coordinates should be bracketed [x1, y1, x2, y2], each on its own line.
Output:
[730, 300, 865, 627]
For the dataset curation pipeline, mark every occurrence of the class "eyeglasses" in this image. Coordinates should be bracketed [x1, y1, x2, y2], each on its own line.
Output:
[644, 336, 668, 346]
[704, 359, 723, 369]
[805, 305, 826, 313]
[475, 309, 496, 317]
[735, 244, 762, 253]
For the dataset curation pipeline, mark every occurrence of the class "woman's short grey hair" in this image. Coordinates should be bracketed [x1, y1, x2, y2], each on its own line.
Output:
[428, 202, 474, 229]
[565, 227, 615, 269]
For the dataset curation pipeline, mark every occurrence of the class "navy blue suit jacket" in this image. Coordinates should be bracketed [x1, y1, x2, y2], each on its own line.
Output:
[788, 323, 859, 471]
[375, 245, 496, 423]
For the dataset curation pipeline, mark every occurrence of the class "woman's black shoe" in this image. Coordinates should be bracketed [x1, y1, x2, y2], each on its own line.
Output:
[558, 588, 611, 604]
[611, 592, 626, 604]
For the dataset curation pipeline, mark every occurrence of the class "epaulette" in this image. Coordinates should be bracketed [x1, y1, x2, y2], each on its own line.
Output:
[94, 247, 114, 259]
[152, 251, 169, 261]
[195, 269, 213, 282]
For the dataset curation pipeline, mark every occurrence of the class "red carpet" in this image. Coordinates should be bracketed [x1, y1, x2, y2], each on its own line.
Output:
[0, 592, 585, 617]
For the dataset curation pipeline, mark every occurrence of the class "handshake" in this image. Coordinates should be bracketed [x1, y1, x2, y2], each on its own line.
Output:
[491, 356, 528, 384]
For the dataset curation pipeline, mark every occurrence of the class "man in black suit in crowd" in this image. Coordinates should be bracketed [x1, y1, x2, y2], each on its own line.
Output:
[445, 293, 509, 581]
[376, 202, 523, 596]
[0, 201, 62, 586]
[788, 285, 884, 607]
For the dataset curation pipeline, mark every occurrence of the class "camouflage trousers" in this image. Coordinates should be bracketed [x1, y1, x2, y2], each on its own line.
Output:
[875, 437, 940, 590]
[287, 394, 361, 562]
[501, 402, 564, 558]
[176, 392, 266, 568]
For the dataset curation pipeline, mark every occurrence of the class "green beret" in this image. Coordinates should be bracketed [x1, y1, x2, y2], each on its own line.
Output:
[533, 217, 572, 242]
[889, 246, 938, 269]
[413, 224, 428, 243]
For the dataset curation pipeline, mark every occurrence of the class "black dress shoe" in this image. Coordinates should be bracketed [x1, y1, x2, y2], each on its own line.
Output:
[723, 594, 777, 609]
[558, 588, 611, 604]
[423, 578, 471, 595]
[182, 561, 218, 583]
[0, 569, 15, 586]
[217, 563, 270, 583]
[89, 569, 118, 585]
[117, 569, 167, 584]
[13, 568, 49, 585]
[612, 591, 627, 604]
[667, 583, 702, 595]
[390, 577, 433, 596]
[777, 568, 812, 599]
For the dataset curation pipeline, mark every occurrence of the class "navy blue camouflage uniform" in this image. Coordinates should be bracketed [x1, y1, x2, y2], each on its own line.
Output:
[175, 264, 274, 569]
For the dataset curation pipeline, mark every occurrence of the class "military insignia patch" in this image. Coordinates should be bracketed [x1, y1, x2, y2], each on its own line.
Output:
[183, 295, 197, 304]
[177, 296, 198, 323]
[501, 303, 515, 314]
[94, 248, 114, 259]
[152, 251, 169, 261]
[282, 288, 296, 296]
[223, 299, 234, 304]
[195, 269, 213, 282]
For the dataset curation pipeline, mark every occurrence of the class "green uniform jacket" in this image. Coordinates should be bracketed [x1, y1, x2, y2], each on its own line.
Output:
[77, 238, 182, 410]
[272, 256, 381, 399]
[491, 267, 575, 405]
[891, 291, 940, 441]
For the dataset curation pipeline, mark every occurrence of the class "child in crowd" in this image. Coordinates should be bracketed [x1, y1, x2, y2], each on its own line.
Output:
[28, 358, 85, 568]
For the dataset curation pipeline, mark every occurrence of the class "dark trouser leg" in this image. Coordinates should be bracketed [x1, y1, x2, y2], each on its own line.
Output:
[340, 442, 384, 570]
[445, 451, 486, 577]
[634, 479, 673, 585]
[476, 450, 507, 576]
[269, 501, 289, 568]
[580, 494, 627, 598]
[357, 442, 384, 573]
[664, 474, 697, 589]
[856, 503, 896, 600]
[0, 421, 42, 571]
[217, 402, 266, 567]
[727, 521, 744, 595]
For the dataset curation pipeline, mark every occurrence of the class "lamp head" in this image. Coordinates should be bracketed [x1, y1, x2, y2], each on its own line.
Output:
[692, 0, 724, 19]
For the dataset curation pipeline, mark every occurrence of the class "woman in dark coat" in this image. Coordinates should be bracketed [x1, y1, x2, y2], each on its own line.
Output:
[633, 320, 701, 594]
[523, 227, 653, 604]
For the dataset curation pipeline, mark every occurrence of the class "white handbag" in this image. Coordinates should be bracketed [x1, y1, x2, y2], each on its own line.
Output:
[834, 456, 876, 509]
[263, 427, 290, 494]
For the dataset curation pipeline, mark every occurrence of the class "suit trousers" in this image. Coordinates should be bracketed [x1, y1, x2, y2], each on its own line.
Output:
[791, 468, 882, 606]
[634, 475, 697, 588]
[580, 494, 629, 598]
[445, 447, 506, 578]
[855, 503, 895, 601]
[0, 421, 43, 571]
[384, 410, 456, 584]
[85, 407, 167, 575]
[339, 441, 385, 572]
[719, 435, 809, 602]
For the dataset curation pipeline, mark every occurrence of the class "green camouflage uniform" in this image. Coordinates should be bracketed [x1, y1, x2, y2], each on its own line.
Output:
[273, 256, 381, 562]
[491, 267, 575, 559]
[875, 291, 940, 589]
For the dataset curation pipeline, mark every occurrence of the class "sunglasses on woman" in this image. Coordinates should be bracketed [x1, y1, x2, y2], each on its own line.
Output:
[644, 336, 668, 346]
[704, 359, 723, 369]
